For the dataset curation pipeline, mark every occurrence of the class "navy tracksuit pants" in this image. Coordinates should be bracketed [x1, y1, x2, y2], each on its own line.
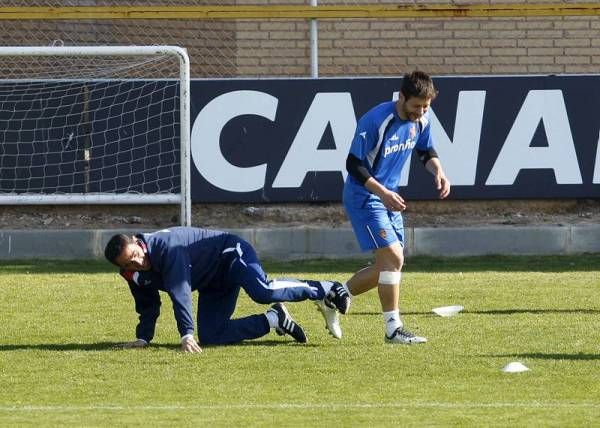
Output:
[197, 239, 326, 345]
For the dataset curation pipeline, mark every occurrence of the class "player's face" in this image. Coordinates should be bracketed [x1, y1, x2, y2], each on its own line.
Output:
[115, 242, 151, 271]
[398, 95, 431, 122]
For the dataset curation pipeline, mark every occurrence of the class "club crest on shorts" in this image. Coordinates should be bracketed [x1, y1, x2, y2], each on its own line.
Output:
[379, 229, 387, 240]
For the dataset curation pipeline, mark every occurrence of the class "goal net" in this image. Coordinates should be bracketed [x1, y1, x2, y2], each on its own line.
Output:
[0, 45, 191, 225]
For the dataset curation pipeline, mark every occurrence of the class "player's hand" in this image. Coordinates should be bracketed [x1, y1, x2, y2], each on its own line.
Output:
[380, 189, 407, 212]
[181, 336, 202, 353]
[435, 173, 451, 199]
[121, 339, 148, 349]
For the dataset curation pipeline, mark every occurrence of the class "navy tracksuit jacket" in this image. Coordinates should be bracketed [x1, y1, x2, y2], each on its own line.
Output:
[120, 227, 326, 345]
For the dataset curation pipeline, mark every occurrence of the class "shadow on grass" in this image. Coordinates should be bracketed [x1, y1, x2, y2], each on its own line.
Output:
[201, 340, 319, 349]
[350, 311, 430, 316]
[465, 308, 600, 315]
[0, 340, 317, 352]
[0, 341, 125, 351]
[350, 308, 600, 316]
[0, 342, 194, 352]
[490, 352, 600, 361]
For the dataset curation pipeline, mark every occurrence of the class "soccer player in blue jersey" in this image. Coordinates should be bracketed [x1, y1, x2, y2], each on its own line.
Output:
[329, 71, 451, 344]
[104, 227, 346, 353]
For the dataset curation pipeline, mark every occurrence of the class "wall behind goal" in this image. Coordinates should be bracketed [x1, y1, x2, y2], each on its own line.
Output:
[0, 2, 599, 209]
[0, 2, 598, 77]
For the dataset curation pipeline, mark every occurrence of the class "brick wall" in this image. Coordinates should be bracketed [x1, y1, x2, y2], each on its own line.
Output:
[0, 3, 598, 77]
[240, 15, 600, 77]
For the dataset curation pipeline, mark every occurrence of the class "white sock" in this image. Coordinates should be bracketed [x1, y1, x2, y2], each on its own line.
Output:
[383, 310, 403, 337]
[265, 310, 278, 329]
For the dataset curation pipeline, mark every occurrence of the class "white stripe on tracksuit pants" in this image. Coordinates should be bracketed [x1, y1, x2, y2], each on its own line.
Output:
[197, 239, 328, 345]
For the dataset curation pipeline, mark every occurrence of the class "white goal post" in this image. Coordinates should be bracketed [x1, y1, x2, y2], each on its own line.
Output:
[0, 45, 191, 226]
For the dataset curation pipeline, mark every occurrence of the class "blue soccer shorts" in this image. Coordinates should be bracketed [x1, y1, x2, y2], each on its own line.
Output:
[344, 197, 404, 252]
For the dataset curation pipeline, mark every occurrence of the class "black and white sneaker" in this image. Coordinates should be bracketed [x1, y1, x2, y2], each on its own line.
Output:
[324, 282, 351, 314]
[385, 327, 427, 344]
[268, 303, 307, 343]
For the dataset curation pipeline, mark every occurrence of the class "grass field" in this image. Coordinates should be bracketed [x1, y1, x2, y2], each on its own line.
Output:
[0, 255, 599, 426]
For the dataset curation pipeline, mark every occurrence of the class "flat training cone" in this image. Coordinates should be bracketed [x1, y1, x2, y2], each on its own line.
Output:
[432, 305, 464, 317]
[502, 362, 530, 373]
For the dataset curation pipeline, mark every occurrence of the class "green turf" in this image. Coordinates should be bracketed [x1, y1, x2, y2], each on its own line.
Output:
[0, 255, 599, 426]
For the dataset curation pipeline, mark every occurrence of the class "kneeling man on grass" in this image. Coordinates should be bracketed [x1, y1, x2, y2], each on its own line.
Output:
[104, 226, 350, 353]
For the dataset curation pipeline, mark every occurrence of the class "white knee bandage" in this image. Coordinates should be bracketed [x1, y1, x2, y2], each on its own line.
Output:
[378, 271, 401, 286]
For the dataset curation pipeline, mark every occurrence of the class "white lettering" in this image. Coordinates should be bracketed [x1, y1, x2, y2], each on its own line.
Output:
[272, 93, 356, 188]
[395, 91, 486, 187]
[384, 140, 416, 157]
[192, 87, 590, 195]
[486, 90, 582, 185]
[429, 91, 486, 186]
[191, 90, 277, 192]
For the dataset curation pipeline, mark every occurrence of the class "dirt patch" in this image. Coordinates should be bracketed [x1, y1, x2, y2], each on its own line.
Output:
[0, 199, 598, 230]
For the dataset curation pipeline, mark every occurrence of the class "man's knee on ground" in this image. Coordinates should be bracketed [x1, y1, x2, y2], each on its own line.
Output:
[198, 322, 228, 345]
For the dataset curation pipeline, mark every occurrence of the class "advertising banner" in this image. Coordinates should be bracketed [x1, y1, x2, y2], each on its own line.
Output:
[190, 75, 600, 202]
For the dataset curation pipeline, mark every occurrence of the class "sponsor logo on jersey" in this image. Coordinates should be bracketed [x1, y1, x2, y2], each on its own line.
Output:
[379, 229, 387, 240]
[384, 139, 416, 157]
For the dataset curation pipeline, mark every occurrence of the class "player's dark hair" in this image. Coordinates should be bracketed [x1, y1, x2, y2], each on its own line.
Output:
[400, 70, 438, 101]
[104, 234, 135, 265]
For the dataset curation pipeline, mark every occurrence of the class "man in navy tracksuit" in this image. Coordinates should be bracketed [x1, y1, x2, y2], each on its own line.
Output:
[104, 227, 350, 353]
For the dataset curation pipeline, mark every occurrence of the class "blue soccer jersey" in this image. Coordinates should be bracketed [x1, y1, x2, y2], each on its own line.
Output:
[344, 100, 434, 200]
[343, 101, 436, 251]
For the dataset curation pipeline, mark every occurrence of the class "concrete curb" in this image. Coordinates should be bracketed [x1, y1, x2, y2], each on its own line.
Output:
[0, 225, 599, 260]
